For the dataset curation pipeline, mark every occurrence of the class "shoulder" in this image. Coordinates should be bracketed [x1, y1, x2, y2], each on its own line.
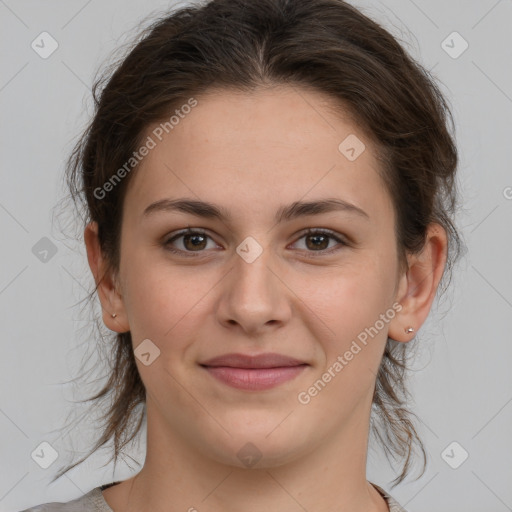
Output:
[371, 482, 408, 512]
[17, 487, 113, 512]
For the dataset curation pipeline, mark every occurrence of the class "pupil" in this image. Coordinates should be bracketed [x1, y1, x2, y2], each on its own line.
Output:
[186, 234, 206, 249]
[308, 234, 328, 250]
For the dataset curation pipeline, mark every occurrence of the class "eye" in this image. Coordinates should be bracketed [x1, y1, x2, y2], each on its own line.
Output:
[290, 228, 347, 256]
[164, 227, 219, 256]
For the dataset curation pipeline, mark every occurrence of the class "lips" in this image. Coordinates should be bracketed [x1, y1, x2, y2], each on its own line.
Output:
[200, 352, 307, 369]
[200, 353, 308, 391]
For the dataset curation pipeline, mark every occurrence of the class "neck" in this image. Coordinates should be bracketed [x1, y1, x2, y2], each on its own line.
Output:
[108, 396, 389, 512]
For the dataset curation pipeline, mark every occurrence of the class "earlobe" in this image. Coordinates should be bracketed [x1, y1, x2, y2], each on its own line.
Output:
[84, 221, 130, 333]
[388, 223, 448, 343]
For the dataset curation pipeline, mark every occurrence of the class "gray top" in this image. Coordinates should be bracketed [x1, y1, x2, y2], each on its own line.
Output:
[19, 481, 407, 511]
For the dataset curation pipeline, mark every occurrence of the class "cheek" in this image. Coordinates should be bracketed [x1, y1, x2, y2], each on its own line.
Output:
[297, 265, 395, 420]
[306, 258, 395, 336]
[120, 252, 204, 346]
[302, 258, 397, 397]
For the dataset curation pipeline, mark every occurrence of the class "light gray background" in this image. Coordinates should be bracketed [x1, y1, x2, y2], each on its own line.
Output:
[1, 1, 511, 511]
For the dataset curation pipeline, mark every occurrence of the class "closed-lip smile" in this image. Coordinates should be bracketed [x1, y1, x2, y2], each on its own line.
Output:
[200, 352, 309, 390]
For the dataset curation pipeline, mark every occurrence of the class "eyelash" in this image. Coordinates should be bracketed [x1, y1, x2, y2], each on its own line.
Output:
[163, 227, 348, 258]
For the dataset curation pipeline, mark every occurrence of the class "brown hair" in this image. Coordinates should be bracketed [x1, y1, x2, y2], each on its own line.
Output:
[53, 0, 462, 487]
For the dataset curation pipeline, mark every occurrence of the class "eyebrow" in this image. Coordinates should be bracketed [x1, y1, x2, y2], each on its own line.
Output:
[142, 197, 369, 223]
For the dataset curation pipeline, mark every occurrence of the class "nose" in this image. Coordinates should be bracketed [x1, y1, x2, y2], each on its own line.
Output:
[216, 243, 292, 336]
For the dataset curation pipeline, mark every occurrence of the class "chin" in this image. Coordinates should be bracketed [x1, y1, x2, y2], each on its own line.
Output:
[203, 424, 311, 470]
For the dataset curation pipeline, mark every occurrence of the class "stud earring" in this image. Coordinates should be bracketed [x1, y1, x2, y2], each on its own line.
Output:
[404, 326, 414, 334]
[111, 313, 117, 318]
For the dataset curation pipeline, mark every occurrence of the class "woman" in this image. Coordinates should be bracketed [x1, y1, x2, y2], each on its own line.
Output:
[20, 0, 461, 510]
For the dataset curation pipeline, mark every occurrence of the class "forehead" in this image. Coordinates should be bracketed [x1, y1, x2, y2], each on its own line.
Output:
[123, 86, 393, 226]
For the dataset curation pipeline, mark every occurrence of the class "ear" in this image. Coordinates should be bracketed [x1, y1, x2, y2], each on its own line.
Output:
[84, 221, 130, 333]
[388, 223, 448, 342]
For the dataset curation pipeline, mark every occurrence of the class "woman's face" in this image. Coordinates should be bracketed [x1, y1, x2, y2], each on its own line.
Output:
[113, 86, 404, 467]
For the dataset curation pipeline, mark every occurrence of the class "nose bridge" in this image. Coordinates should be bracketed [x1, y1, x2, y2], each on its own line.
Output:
[232, 242, 276, 307]
[218, 238, 289, 330]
